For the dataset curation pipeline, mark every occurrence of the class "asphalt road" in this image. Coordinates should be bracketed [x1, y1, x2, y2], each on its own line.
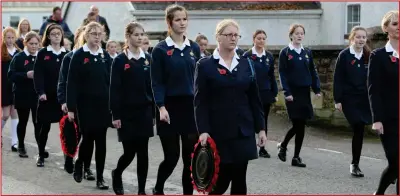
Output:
[1, 115, 396, 195]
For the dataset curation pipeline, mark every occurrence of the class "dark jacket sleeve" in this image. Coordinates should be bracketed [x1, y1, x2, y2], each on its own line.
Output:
[150, 47, 166, 108]
[39, 22, 48, 36]
[269, 55, 278, 97]
[66, 52, 81, 112]
[100, 16, 110, 40]
[247, 59, 266, 133]
[278, 49, 292, 97]
[8, 55, 28, 82]
[333, 52, 346, 104]
[367, 50, 383, 123]
[57, 53, 72, 104]
[33, 50, 45, 96]
[307, 49, 321, 94]
[109, 56, 123, 120]
[194, 60, 211, 134]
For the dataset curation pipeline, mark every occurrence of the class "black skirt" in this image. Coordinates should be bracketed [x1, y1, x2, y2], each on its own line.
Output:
[156, 96, 197, 136]
[1, 82, 13, 107]
[285, 87, 313, 120]
[214, 134, 258, 164]
[14, 91, 37, 110]
[76, 98, 112, 131]
[36, 95, 63, 123]
[259, 90, 276, 105]
[117, 104, 154, 142]
[341, 93, 372, 125]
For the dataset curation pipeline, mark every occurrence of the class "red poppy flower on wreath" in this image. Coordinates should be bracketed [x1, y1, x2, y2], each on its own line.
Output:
[24, 60, 29, 66]
[84, 58, 89, 64]
[288, 54, 293, 60]
[44, 56, 50, 60]
[351, 59, 356, 65]
[251, 54, 257, 60]
[124, 64, 130, 70]
[167, 49, 174, 56]
[390, 55, 397, 63]
[217, 68, 227, 75]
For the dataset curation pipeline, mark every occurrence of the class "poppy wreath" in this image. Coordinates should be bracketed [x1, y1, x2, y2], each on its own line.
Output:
[59, 115, 80, 158]
[190, 136, 220, 194]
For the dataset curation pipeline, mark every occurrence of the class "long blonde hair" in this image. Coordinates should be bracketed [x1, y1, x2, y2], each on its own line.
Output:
[17, 19, 31, 38]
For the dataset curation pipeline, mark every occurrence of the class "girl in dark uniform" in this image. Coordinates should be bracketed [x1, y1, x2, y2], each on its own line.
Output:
[1, 27, 21, 151]
[57, 26, 95, 179]
[67, 21, 112, 190]
[243, 30, 278, 158]
[33, 23, 67, 167]
[15, 19, 31, 50]
[333, 26, 371, 177]
[368, 10, 399, 195]
[150, 4, 201, 195]
[194, 19, 267, 195]
[8, 31, 40, 158]
[277, 23, 321, 167]
[195, 34, 210, 57]
[110, 22, 154, 195]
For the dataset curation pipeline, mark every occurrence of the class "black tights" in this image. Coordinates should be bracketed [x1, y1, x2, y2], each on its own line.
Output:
[281, 119, 306, 157]
[351, 123, 365, 165]
[16, 107, 40, 149]
[259, 104, 271, 151]
[209, 162, 248, 195]
[376, 121, 399, 195]
[154, 133, 198, 195]
[115, 137, 149, 193]
[77, 128, 107, 180]
[38, 123, 51, 157]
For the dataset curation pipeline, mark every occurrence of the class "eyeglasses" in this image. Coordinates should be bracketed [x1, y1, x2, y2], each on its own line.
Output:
[50, 32, 62, 37]
[89, 32, 103, 37]
[220, 33, 242, 39]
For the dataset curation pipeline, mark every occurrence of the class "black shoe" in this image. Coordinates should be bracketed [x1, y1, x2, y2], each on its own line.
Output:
[97, 179, 109, 190]
[350, 164, 364, 177]
[36, 156, 44, 167]
[112, 169, 124, 195]
[43, 151, 49, 158]
[84, 169, 96, 181]
[277, 143, 287, 162]
[64, 157, 74, 174]
[11, 144, 17, 152]
[259, 148, 271, 158]
[73, 161, 83, 183]
[291, 157, 306, 167]
[18, 147, 28, 158]
[152, 188, 164, 195]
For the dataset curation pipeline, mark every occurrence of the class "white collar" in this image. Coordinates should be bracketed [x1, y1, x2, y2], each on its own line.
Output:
[212, 48, 240, 72]
[251, 46, 266, 57]
[82, 43, 103, 55]
[125, 48, 146, 60]
[165, 36, 190, 50]
[349, 45, 363, 60]
[110, 53, 118, 59]
[7, 47, 17, 56]
[46, 45, 66, 55]
[72, 48, 77, 53]
[288, 42, 304, 50]
[23, 47, 38, 56]
[385, 41, 399, 58]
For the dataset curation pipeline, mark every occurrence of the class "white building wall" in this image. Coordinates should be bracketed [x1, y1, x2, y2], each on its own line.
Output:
[2, 12, 52, 31]
[357, 2, 398, 29]
[319, 2, 346, 45]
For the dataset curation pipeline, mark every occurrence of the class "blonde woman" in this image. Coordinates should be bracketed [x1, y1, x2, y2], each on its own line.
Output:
[16, 19, 31, 49]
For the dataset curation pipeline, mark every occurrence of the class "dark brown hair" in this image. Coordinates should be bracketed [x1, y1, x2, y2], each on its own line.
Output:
[2, 27, 21, 61]
[53, 6, 61, 13]
[253, 29, 267, 40]
[288, 23, 305, 41]
[23, 31, 41, 47]
[165, 4, 188, 35]
[41, 23, 65, 47]
[123, 22, 145, 50]
[348, 26, 371, 64]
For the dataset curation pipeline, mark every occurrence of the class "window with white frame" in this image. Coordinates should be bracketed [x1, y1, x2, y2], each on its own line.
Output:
[347, 4, 361, 33]
[10, 16, 20, 28]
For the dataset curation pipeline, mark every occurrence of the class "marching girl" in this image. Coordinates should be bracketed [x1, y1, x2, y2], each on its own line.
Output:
[8, 31, 40, 158]
[194, 19, 267, 195]
[57, 26, 95, 178]
[1, 27, 21, 151]
[195, 34, 210, 57]
[333, 26, 371, 177]
[110, 22, 154, 195]
[277, 23, 321, 167]
[368, 10, 399, 195]
[15, 19, 31, 50]
[106, 40, 119, 59]
[33, 23, 68, 167]
[243, 29, 278, 159]
[150, 4, 201, 195]
[67, 21, 112, 190]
